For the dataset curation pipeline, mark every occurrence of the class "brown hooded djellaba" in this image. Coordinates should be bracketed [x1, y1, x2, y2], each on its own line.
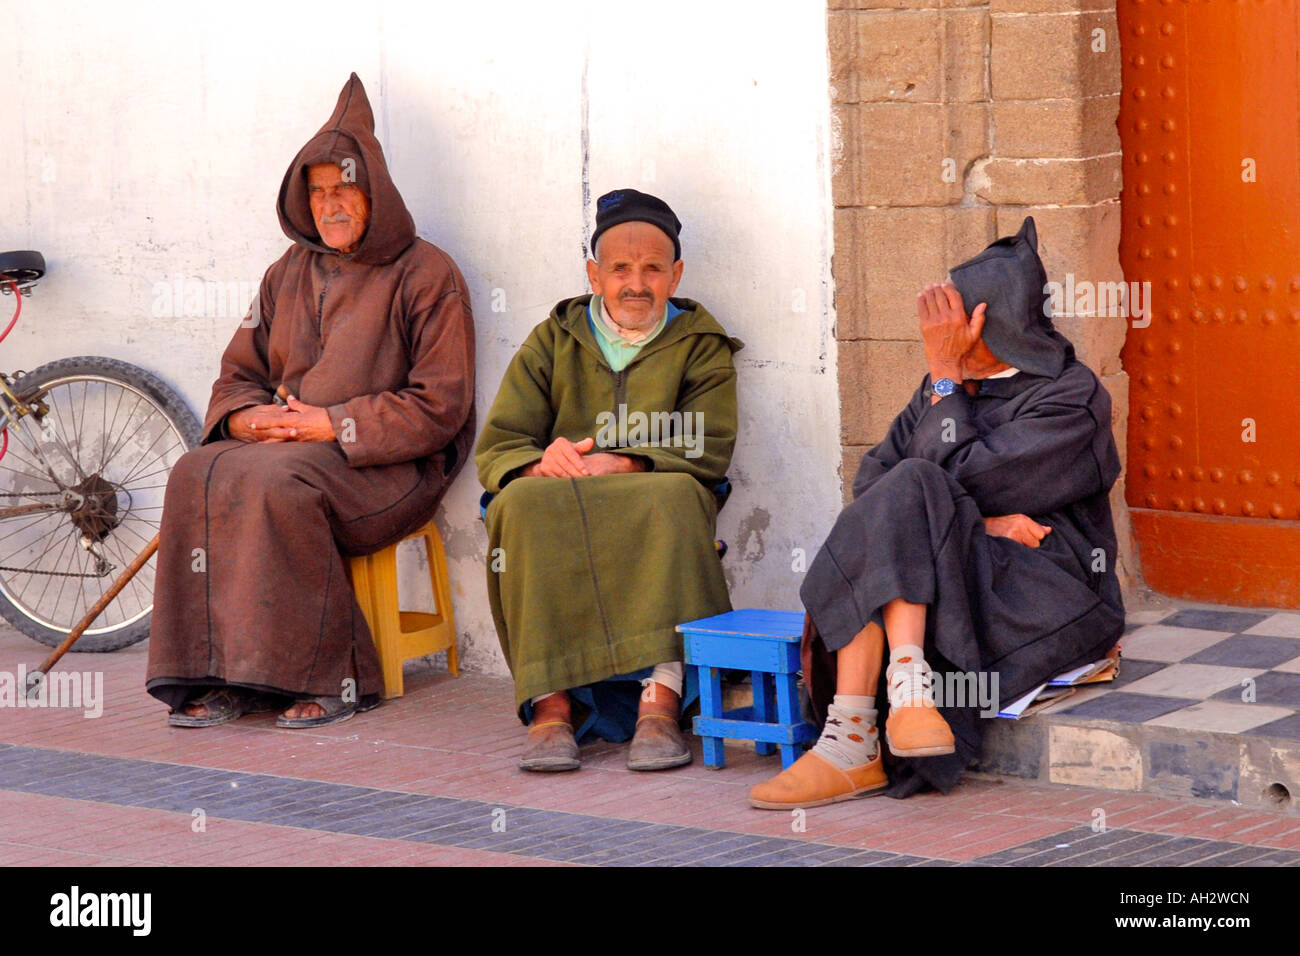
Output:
[146, 74, 475, 710]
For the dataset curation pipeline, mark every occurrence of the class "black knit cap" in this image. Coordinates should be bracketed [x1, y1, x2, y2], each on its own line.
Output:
[591, 188, 682, 261]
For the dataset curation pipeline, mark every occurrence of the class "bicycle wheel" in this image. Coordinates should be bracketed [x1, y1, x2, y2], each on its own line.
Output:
[0, 357, 201, 651]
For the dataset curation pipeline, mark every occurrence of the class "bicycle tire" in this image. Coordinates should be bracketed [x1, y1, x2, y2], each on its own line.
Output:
[0, 356, 201, 651]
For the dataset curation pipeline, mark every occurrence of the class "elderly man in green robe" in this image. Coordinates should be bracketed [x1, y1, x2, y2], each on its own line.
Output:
[476, 189, 742, 772]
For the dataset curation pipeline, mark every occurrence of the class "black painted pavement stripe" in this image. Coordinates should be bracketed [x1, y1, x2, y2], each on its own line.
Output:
[0, 743, 924, 867]
[973, 823, 1300, 867]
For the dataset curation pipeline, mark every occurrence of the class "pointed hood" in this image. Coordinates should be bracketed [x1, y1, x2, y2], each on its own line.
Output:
[277, 73, 416, 265]
[948, 217, 1074, 379]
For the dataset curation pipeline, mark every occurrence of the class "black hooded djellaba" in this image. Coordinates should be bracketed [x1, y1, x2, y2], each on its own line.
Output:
[800, 217, 1125, 797]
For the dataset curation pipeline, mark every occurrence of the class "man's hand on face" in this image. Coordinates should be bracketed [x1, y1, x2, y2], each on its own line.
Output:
[520, 436, 646, 478]
[917, 281, 988, 385]
[226, 395, 336, 443]
[984, 514, 1052, 548]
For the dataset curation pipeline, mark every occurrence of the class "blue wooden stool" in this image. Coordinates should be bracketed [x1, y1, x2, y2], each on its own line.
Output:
[677, 609, 819, 770]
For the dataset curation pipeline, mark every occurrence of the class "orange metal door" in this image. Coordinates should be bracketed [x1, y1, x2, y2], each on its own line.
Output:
[1119, 0, 1300, 607]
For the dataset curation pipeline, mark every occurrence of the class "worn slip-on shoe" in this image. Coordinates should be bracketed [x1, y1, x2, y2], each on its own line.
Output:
[749, 749, 887, 809]
[519, 719, 581, 772]
[626, 713, 692, 771]
[884, 702, 956, 757]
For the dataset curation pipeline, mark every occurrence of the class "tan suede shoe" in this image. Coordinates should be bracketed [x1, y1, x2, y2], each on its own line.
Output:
[884, 652, 957, 757]
[884, 702, 956, 757]
[749, 749, 887, 809]
[627, 713, 693, 771]
[519, 719, 580, 772]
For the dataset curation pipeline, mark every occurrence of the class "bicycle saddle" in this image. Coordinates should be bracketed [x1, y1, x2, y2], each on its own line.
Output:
[0, 251, 45, 289]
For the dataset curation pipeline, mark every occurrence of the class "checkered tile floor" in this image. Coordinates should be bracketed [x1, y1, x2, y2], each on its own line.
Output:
[1057, 608, 1300, 739]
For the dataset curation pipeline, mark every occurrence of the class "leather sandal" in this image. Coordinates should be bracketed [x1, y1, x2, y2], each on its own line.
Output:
[519, 719, 580, 772]
[627, 713, 692, 771]
[275, 695, 357, 729]
[168, 687, 275, 728]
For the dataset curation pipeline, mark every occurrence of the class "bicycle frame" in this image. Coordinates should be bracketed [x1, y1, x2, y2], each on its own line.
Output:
[0, 376, 88, 521]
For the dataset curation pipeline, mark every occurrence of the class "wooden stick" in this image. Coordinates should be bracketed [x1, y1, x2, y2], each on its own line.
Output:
[27, 532, 160, 690]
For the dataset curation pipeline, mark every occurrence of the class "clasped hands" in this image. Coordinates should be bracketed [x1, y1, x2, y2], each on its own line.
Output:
[227, 394, 336, 443]
[520, 436, 646, 478]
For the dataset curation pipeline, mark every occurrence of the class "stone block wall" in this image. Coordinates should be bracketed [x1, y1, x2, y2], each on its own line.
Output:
[828, 0, 1135, 592]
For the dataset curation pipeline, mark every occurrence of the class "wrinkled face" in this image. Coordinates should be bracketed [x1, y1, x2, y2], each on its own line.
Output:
[308, 162, 370, 254]
[586, 221, 683, 333]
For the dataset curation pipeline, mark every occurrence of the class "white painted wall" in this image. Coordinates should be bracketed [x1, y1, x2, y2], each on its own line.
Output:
[1, 0, 840, 678]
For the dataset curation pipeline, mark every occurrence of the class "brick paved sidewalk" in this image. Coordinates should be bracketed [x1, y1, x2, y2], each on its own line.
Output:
[0, 624, 1297, 867]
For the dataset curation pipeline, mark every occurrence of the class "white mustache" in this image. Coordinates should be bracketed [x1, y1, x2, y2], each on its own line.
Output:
[321, 214, 351, 225]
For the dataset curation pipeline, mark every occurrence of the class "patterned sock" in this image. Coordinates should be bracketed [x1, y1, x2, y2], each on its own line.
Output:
[886, 644, 934, 708]
[810, 695, 879, 769]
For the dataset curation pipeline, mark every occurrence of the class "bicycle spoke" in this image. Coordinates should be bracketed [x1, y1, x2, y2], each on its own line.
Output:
[115, 436, 185, 488]
[115, 482, 170, 494]
[69, 380, 86, 468]
[3, 421, 65, 486]
[0, 434, 63, 485]
[110, 518, 157, 550]
[96, 397, 154, 473]
[0, 512, 71, 568]
[29, 526, 77, 617]
[90, 391, 145, 475]
[110, 421, 180, 487]
[101, 531, 151, 622]
[98, 528, 148, 622]
[46, 391, 88, 482]
[117, 470, 177, 490]
[68, 544, 90, 629]
[0, 512, 62, 555]
[3, 545, 63, 605]
[47, 529, 89, 628]
[81, 540, 116, 629]
[96, 382, 130, 474]
[76, 379, 90, 465]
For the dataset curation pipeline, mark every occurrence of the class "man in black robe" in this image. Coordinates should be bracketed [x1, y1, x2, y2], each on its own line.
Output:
[750, 218, 1124, 808]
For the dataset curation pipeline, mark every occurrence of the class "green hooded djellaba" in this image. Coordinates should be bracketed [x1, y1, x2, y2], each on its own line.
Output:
[476, 294, 743, 719]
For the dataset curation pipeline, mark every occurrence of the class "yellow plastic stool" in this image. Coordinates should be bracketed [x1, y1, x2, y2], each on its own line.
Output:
[349, 519, 459, 699]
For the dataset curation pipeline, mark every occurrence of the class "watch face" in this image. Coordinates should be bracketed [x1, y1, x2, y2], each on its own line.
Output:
[933, 378, 957, 396]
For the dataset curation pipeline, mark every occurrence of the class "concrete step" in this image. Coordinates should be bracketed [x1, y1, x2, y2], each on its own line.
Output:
[976, 702, 1299, 814]
[976, 599, 1300, 814]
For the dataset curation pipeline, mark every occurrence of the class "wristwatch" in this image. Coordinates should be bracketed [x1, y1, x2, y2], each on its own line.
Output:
[932, 377, 958, 398]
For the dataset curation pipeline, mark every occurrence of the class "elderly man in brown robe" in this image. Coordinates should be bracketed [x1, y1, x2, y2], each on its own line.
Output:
[146, 74, 475, 728]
